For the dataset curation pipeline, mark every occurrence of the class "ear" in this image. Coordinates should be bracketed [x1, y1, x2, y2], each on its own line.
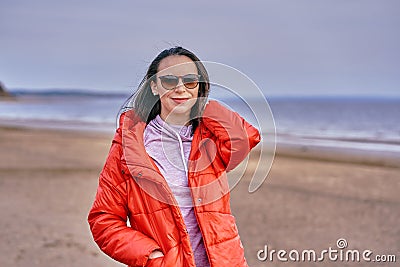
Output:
[150, 80, 159, 96]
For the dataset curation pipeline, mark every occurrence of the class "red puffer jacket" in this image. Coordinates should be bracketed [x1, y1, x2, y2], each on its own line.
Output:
[88, 100, 261, 267]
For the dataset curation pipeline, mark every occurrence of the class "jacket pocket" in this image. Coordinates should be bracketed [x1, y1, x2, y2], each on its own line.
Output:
[147, 255, 179, 267]
[146, 256, 164, 267]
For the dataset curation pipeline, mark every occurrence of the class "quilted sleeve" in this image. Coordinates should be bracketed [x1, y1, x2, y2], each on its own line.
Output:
[201, 100, 261, 172]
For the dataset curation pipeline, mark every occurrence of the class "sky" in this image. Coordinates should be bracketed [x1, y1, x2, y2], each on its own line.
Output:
[1, 0, 399, 97]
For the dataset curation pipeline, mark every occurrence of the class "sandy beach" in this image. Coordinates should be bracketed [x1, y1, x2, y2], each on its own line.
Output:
[1, 126, 399, 267]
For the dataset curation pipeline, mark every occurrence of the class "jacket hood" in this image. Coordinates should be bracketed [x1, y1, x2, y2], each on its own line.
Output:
[149, 115, 193, 142]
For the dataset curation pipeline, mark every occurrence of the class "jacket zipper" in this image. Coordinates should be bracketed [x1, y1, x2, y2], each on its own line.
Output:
[187, 127, 213, 267]
[129, 157, 197, 264]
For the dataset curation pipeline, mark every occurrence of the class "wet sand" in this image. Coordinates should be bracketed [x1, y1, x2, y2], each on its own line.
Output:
[0, 126, 399, 266]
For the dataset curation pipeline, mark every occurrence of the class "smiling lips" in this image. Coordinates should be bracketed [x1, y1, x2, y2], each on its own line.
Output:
[171, 97, 190, 104]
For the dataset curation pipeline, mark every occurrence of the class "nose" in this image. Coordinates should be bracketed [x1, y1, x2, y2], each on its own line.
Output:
[174, 78, 186, 92]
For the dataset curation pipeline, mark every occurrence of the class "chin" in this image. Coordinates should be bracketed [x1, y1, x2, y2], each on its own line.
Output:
[171, 106, 192, 115]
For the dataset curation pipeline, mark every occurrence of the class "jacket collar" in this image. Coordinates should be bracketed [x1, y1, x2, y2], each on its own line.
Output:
[115, 110, 164, 183]
[115, 110, 205, 182]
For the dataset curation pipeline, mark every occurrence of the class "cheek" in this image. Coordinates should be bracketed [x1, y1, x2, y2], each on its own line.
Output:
[160, 97, 171, 109]
[158, 95, 169, 109]
[192, 88, 200, 98]
[159, 90, 172, 101]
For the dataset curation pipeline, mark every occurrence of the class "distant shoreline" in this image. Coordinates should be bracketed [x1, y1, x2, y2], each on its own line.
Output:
[5, 87, 400, 100]
[275, 141, 400, 168]
[0, 82, 16, 100]
[1, 93, 399, 168]
[7, 88, 130, 98]
[1, 120, 399, 169]
[0, 118, 116, 135]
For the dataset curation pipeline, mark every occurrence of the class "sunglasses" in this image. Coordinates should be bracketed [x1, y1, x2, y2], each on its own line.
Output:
[158, 74, 201, 90]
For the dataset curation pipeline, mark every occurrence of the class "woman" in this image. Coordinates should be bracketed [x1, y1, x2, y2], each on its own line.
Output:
[88, 47, 260, 267]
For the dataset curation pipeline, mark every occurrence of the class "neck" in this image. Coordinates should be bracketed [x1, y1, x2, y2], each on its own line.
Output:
[160, 111, 191, 126]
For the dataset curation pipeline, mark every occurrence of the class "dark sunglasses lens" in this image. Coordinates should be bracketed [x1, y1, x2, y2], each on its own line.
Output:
[183, 75, 199, 89]
[160, 76, 179, 89]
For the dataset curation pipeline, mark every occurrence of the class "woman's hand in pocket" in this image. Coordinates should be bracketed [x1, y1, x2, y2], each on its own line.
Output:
[149, 250, 164, 259]
[147, 249, 164, 267]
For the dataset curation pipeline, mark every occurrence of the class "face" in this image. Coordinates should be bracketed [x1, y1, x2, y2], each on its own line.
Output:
[150, 55, 199, 125]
